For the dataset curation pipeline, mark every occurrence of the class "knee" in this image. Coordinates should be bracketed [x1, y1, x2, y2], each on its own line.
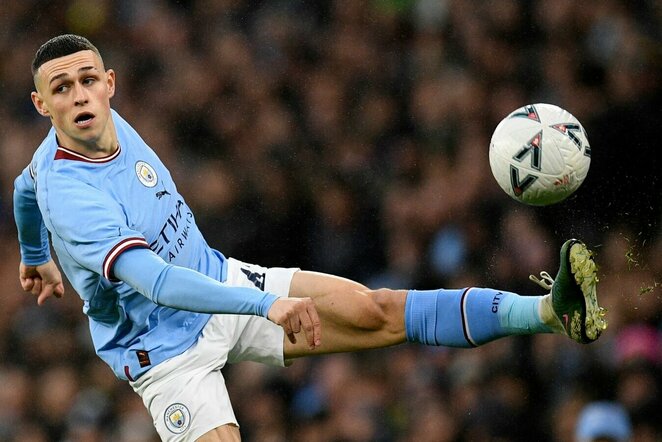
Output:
[358, 288, 405, 333]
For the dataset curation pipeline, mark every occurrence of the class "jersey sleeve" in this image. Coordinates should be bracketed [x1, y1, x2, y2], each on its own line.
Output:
[14, 165, 51, 265]
[44, 174, 149, 280]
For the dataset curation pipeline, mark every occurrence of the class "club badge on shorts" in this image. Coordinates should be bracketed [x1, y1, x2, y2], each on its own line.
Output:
[164, 403, 191, 434]
[135, 161, 158, 187]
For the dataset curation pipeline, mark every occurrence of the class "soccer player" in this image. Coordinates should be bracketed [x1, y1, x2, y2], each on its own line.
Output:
[15, 34, 607, 441]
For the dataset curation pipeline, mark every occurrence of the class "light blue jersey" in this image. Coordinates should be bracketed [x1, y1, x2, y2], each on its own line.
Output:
[14, 110, 277, 381]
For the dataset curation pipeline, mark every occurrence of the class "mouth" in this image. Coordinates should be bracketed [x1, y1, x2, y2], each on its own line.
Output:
[74, 112, 95, 127]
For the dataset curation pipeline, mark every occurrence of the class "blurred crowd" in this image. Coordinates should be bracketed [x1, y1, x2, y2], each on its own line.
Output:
[0, 1, 660, 441]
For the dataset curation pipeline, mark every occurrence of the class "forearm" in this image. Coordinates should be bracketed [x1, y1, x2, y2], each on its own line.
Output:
[14, 170, 50, 265]
[113, 247, 278, 316]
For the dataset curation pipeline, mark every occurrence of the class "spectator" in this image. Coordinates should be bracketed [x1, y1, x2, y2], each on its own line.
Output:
[575, 401, 632, 442]
[1, 0, 659, 439]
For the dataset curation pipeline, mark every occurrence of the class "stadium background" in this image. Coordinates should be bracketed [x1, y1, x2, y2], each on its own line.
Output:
[0, 1, 659, 441]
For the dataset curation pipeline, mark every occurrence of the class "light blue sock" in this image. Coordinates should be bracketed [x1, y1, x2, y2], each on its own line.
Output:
[405, 288, 553, 348]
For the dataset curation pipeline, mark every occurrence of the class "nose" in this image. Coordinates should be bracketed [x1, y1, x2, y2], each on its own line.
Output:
[73, 81, 88, 106]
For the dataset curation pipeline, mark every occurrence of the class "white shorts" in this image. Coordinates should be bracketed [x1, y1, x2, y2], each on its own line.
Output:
[130, 258, 298, 441]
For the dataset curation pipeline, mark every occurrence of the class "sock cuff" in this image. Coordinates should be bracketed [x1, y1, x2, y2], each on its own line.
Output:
[406, 287, 548, 348]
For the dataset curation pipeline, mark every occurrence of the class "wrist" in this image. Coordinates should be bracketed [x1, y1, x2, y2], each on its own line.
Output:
[259, 293, 280, 318]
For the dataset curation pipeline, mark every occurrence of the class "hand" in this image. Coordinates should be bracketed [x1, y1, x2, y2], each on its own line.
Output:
[19, 260, 65, 305]
[267, 297, 321, 350]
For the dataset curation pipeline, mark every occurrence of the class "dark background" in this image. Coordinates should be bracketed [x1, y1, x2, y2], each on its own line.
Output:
[0, 1, 659, 441]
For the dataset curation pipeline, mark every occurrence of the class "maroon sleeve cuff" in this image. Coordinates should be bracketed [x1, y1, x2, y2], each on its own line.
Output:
[103, 237, 149, 281]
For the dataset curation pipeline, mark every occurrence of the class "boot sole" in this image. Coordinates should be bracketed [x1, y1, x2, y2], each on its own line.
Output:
[569, 242, 607, 342]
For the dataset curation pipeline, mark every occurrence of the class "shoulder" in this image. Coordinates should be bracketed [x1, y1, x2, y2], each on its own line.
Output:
[40, 160, 119, 218]
[41, 171, 103, 222]
[44, 168, 112, 207]
[42, 170, 125, 240]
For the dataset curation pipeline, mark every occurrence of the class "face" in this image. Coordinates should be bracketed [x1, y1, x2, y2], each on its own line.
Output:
[32, 50, 116, 154]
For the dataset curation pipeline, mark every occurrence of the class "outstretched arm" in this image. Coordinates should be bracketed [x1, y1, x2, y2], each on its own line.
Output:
[113, 248, 321, 349]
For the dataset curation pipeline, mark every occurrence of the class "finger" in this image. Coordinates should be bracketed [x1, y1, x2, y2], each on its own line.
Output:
[54, 282, 65, 298]
[286, 326, 296, 344]
[289, 313, 301, 335]
[280, 320, 296, 344]
[288, 316, 301, 342]
[298, 307, 316, 349]
[37, 284, 54, 306]
[31, 279, 43, 297]
[307, 303, 322, 348]
[20, 277, 35, 292]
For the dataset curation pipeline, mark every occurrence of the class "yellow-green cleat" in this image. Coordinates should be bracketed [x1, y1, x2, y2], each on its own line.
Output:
[532, 239, 608, 343]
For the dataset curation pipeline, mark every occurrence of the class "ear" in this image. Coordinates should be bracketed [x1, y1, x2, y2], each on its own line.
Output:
[106, 69, 116, 98]
[31, 91, 50, 117]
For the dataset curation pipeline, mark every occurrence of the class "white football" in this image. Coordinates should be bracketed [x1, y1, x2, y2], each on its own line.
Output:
[489, 103, 591, 206]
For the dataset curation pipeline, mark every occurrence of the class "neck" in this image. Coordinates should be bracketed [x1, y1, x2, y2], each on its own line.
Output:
[56, 117, 119, 158]
[75, 139, 119, 158]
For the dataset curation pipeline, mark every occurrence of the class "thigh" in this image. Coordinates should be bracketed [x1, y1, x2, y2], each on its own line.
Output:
[285, 271, 407, 358]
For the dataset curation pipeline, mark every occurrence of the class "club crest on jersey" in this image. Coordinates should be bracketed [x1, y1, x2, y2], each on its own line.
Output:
[164, 403, 191, 434]
[135, 161, 158, 188]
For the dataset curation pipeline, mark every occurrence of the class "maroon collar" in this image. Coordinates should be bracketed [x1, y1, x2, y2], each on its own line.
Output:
[54, 145, 121, 163]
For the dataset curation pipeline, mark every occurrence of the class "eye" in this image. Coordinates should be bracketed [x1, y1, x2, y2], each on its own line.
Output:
[83, 77, 96, 85]
[54, 84, 69, 93]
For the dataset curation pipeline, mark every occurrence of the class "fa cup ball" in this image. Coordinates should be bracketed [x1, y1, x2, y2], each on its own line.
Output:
[489, 103, 591, 206]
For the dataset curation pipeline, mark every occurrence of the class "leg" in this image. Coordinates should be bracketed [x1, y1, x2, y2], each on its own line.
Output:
[284, 239, 607, 359]
[286, 271, 549, 357]
[285, 271, 407, 358]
